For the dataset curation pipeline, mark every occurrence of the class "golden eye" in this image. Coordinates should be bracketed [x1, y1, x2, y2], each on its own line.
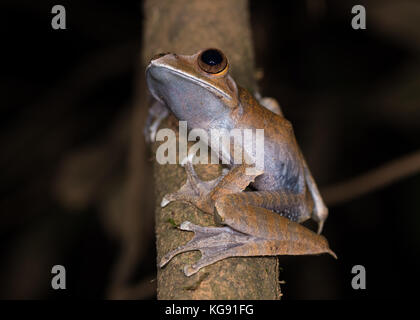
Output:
[198, 48, 228, 74]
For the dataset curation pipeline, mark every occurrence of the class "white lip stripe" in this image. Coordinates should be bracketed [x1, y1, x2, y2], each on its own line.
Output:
[148, 60, 232, 100]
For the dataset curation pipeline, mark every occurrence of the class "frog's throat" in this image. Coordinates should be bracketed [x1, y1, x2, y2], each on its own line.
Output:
[149, 63, 232, 100]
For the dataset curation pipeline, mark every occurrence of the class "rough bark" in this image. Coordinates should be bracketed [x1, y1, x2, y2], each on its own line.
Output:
[142, 0, 281, 299]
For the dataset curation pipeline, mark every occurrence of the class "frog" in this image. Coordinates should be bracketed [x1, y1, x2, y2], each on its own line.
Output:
[145, 48, 336, 276]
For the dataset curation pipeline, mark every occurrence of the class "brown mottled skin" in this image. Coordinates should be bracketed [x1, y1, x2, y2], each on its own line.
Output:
[146, 48, 336, 276]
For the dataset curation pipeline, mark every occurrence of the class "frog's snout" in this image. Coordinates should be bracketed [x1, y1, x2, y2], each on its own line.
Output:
[150, 52, 172, 62]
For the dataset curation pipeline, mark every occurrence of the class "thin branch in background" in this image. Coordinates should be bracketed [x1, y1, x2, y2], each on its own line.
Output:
[322, 149, 420, 206]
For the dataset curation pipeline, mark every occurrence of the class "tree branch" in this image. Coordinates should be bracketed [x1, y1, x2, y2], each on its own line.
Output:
[142, 0, 281, 299]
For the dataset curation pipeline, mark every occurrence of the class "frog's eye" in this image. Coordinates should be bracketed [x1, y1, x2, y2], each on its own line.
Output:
[198, 48, 228, 74]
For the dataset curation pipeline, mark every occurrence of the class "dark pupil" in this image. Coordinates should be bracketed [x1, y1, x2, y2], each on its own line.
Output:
[201, 49, 222, 66]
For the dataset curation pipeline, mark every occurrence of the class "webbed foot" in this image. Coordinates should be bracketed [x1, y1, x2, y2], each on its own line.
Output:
[159, 221, 253, 276]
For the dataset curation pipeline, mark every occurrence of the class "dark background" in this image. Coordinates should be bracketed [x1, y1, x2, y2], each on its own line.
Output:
[1, 0, 419, 299]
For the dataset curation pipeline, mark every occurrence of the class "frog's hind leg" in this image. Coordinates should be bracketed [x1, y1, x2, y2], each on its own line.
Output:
[214, 193, 336, 259]
[160, 191, 335, 276]
[217, 190, 314, 225]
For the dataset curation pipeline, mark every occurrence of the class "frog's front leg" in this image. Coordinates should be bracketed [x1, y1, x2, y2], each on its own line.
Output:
[144, 100, 169, 143]
[255, 92, 283, 116]
[161, 190, 336, 276]
[161, 154, 261, 213]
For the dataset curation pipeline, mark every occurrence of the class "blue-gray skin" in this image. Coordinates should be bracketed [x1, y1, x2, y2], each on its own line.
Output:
[146, 48, 335, 276]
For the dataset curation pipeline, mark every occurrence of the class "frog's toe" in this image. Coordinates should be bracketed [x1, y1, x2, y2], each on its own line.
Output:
[160, 196, 171, 207]
[182, 249, 229, 277]
[313, 205, 328, 234]
[316, 220, 325, 235]
[160, 190, 187, 207]
[183, 264, 199, 277]
[159, 241, 194, 268]
[183, 261, 212, 277]
[160, 181, 200, 208]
